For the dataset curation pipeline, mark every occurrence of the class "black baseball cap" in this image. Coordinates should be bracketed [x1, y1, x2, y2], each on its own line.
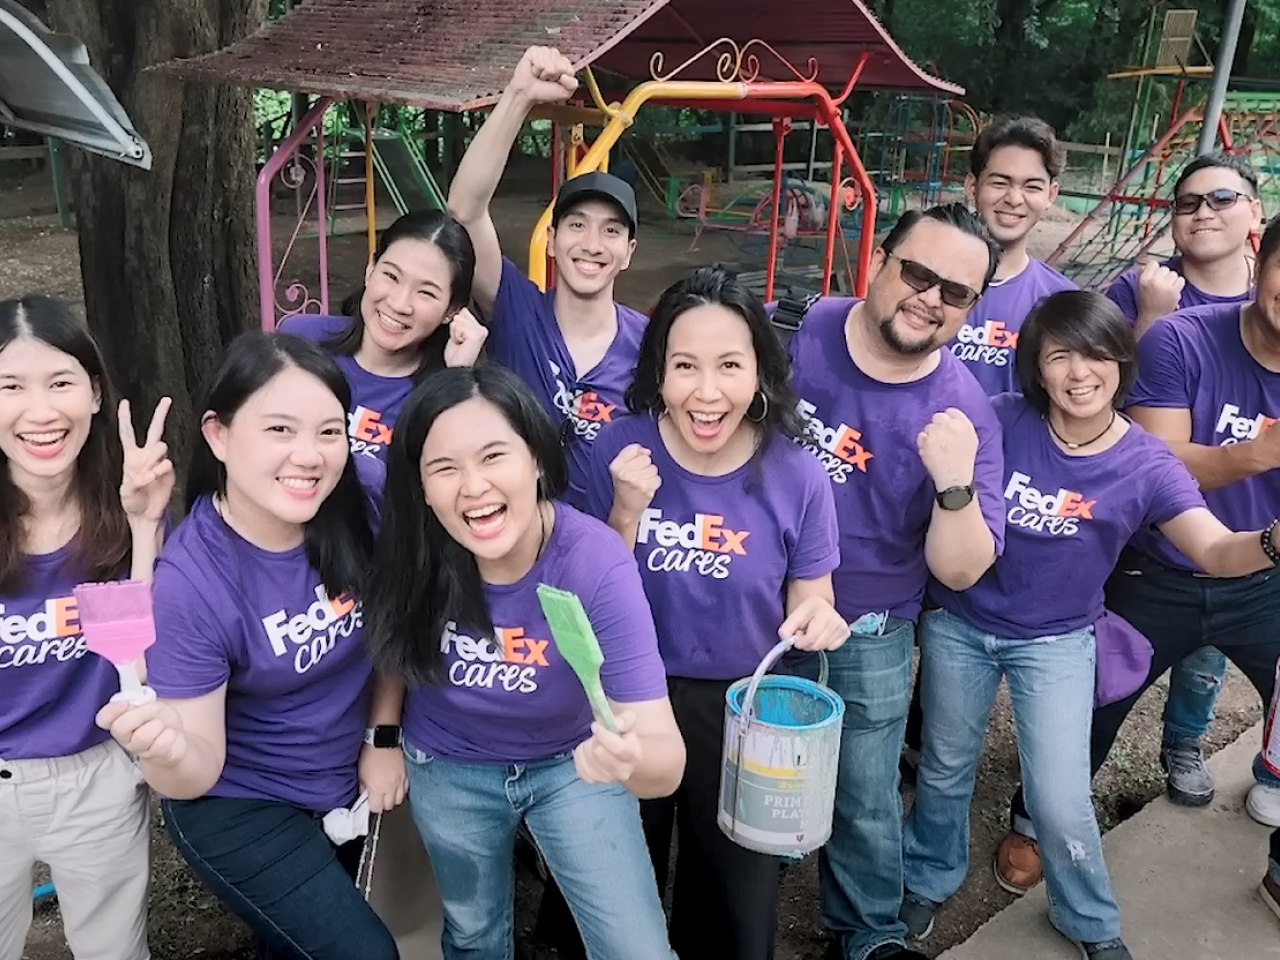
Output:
[552, 171, 638, 235]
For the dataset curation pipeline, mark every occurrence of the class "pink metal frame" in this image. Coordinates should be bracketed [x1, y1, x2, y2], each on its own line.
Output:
[255, 96, 334, 331]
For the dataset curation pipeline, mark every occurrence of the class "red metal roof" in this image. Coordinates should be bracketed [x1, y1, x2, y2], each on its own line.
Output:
[157, 0, 961, 109]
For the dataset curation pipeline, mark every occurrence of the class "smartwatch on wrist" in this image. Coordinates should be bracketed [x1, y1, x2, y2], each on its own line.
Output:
[935, 483, 976, 511]
[364, 725, 402, 749]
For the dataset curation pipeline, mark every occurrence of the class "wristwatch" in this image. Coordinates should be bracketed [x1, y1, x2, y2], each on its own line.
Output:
[935, 484, 976, 511]
[364, 725, 402, 749]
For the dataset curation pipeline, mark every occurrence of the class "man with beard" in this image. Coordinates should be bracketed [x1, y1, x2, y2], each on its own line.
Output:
[773, 204, 1006, 960]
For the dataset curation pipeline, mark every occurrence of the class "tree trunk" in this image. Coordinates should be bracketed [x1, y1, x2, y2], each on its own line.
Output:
[47, 0, 266, 486]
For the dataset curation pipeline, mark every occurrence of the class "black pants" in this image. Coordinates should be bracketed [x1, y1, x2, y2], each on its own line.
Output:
[538, 675, 784, 960]
[1012, 550, 1280, 826]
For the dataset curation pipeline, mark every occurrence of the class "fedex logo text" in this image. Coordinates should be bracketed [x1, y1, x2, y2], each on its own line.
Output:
[951, 320, 1017, 368]
[0, 596, 87, 670]
[636, 508, 749, 579]
[1004, 471, 1095, 536]
[795, 399, 872, 483]
[441, 622, 548, 692]
[1215, 403, 1276, 445]
[348, 405, 392, 458]
[551, 362, 616, 442]
[262, 586, 362, 675]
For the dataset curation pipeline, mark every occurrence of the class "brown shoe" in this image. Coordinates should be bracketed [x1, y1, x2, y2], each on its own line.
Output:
[1261, 874, 1280, 922]
[994, 831, 1042, 896]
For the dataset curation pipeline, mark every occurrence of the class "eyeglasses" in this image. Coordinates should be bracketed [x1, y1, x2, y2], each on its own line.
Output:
[1172, 188, 1251, 217]
[886, 254, 981, 309]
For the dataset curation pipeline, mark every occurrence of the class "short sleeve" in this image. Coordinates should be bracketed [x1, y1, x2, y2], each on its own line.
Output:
[1105, 271, 1139, 324]
[785, 454, 840, 582]
[145, 561, 236, 700]
[490, 258, 547, 342]
[1144, 455, 1208, 528]
[586, 556, 669, 704]
[969, 399, 1007, 556]
[582, 440, 618, 522]
[1127, 318, 1193, 410]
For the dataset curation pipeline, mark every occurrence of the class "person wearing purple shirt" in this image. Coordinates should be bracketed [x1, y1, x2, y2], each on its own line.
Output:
[902, 291, 1280, 960]
[1101, 152, 1265, 803]
[448, 47, 648, 511]
[100, 333, 396, 960]
[774, 204, 1004, 960]
[360, 365, 683, 959]
[0, 296, 171, 960]
[948, 116, 1076, 396]
[279, 210, 488, 464]
[570, 269, 845, 959]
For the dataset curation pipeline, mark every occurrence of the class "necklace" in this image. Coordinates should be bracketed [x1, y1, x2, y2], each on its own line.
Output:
[1047, 410, 1116, 450]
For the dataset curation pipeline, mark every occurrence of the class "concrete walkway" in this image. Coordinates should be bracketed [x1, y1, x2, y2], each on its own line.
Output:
[940, 722, 1280, 960]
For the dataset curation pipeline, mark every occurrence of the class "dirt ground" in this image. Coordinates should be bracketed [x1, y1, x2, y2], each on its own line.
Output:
[2, 162, 1264, 960]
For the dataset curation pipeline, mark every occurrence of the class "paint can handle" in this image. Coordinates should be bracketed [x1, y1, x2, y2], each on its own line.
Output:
[741, 639, 831, 724]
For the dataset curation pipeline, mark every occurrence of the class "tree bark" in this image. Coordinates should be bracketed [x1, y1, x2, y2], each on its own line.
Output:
[46, 0, 265, 485]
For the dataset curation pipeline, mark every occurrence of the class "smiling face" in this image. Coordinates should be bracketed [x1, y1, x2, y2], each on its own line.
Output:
[1039, 336, 1120, 423]
[967, 144, 1059, 250]
[1170, 166, 1262, 266]
[0, 336, 100, 487]
[864, 218, 991, 356]
[419, 396, 544, 579]
[360, 238, 457, 355]
[203, 364, 349, 531]
[659, 303, 759, 463]
[547, 199, 636, 298]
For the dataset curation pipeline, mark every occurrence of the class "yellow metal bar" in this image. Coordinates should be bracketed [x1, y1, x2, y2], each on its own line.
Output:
[527, 104, 612, 126]
[583, 66, 621, 119]
[364, 103, 377, 259]
[527, 80, 747, 289]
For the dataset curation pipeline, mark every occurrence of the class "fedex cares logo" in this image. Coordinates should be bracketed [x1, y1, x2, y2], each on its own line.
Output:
[1004, 471, 1094, 536]
[1216, 403, 1276, 446]
[348, 405, 391, 459]
[951, 319, 1018, 369]
[0, 596, 87, 669]
[262, 586, 362, 675]
[794, 398, 871, 484]
[635, 508, 749, 580]
[550, 361, 615, 442]
[441, 621, 550, 693]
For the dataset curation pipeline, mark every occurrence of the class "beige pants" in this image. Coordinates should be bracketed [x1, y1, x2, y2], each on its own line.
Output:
[0, 740, 151, 960]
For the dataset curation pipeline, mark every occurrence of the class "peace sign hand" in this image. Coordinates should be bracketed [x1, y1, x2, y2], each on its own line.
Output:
[119, 397, 175, 524]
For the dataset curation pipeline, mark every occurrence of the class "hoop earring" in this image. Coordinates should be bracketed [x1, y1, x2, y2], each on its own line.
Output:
[746, 391, 768, 423]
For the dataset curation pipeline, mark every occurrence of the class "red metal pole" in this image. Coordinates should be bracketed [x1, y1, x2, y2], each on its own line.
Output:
[823, 142, 844, 296]
[765, 117, 790, 303]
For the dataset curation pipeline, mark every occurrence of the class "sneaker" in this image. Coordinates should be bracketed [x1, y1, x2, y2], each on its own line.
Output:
[1260, 874, 1280, 922]
[1076, 938, 1132, 959]
[898, 892, 937, 940]
[1160, 736, 1214, 806]
[1248, 783, 1280, 827]
[994, 831, 1042, 895]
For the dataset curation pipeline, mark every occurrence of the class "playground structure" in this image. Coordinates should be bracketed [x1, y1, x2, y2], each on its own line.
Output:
[1048, 7, 1280, 290]
[158, 0, 963, 330]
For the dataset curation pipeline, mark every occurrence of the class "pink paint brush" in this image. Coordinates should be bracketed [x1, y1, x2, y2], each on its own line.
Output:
[73, 580, 157, 705]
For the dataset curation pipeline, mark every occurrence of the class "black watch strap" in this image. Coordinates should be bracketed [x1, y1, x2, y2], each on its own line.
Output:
[935, 484, 976, 511]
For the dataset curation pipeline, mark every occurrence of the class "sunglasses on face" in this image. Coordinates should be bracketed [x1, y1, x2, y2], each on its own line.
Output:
[1172, 188, 1251, 217]
[886, 253, 981, 309]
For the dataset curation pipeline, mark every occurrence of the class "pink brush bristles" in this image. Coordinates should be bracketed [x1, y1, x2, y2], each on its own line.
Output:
[73, 580, 157, 705]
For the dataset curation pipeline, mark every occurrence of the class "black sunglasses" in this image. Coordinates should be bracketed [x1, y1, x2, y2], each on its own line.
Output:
[886, 253, 981, 309]
[1172, 188, 1251, 217]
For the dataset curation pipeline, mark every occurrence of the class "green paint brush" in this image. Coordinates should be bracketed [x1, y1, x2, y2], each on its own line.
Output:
[536, 583, 618, 734]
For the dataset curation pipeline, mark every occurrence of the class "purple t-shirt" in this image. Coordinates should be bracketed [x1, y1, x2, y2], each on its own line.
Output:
[402, 502, 668, 763]
[146, 497, 373, 811]
[933, 393, 1205, 637]
[950, 259, 1075, 395]
[278, 314, 412, 464]
[0, 547, 120, 760]
[1105, 255, 1253, 326]
[582, 415, 840, 680]
[1127, 302, 1280, 570]
[785, 297, 1006, 623]
[487, 259, 647, 510]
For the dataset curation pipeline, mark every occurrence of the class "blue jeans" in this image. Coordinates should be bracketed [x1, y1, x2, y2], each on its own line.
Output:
[905, 609, 1120, 943]
[818, 616, 913, 960]
[403, 743, 673, 960]
[1164, 646, 1228, 742]
[162, 796, 398, 960]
